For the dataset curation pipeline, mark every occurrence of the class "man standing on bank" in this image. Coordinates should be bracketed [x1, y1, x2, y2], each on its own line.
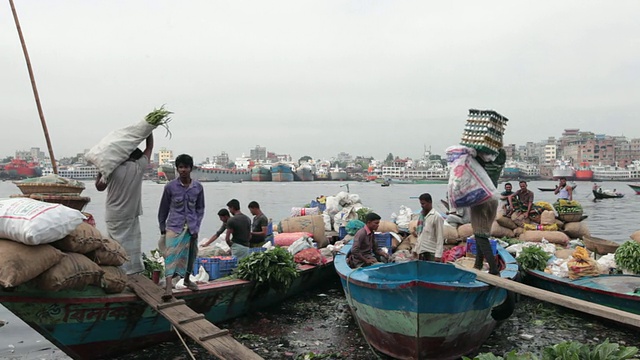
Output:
[225, 199, 252, 260]
[95, 134, 153, 275]
[158, 154, 205, 300]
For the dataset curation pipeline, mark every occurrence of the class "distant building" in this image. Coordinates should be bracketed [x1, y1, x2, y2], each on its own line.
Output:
[158, 148, 173, 164]
[212, 151, 230, 166]
[250, 145, 267, 161]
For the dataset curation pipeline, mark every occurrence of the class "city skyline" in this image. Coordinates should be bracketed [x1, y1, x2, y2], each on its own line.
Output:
[2, 1, 640, 162]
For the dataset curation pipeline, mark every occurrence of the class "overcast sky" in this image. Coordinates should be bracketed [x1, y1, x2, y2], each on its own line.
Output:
[2, 1, 639, 163]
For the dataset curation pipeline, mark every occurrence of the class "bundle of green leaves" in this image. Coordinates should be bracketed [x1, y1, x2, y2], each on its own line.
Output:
[234, 247, 299, 293]
[614, 240, 640, 274]
[142, 249, 164, 279]
[464, 339, 637, 360]
[516, 246, 551, 271]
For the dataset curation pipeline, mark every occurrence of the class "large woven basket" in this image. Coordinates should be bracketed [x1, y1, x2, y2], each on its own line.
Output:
[558, 212, 583, 223]
[11, 194, 91, 211]
[15, 182, 85, 195]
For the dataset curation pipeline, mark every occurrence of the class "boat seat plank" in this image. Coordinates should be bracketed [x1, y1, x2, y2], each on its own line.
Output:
[128, 274, 262, 360]
[455, 265, 640, 329]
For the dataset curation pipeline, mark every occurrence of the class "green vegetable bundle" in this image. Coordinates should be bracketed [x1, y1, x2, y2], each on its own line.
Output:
[614, 240, 640, 273]
[554, 199, 583, 214]
[517, 246, 551, 271]
[234, 247, 299, 293]
[464, 339, 637, 360]
[145, 105, 173, 126]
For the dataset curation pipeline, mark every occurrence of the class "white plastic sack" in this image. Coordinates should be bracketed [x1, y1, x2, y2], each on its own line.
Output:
[85, 120, 156, 182]
[325, 196, 341, 216]
[322, 213, 332, 231]
[597, 253, 617, 273]
[175, 267, 209, 288]
[395, 205, 412, 231]
[290, 207, 320, 217]
[288, 237, 314, 256]
[447, 147, 497, 208]
[347, 193, 361, 205]
[0, 198, 85, 245]
[335, 191, 350, 207]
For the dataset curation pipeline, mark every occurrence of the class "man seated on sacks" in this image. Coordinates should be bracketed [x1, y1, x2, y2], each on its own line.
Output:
[347, 212, 390, 268]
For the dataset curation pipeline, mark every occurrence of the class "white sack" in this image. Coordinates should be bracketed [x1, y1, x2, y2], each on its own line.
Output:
[85, 120, 156, 182]
[288, 237, 314, 256]
[323, 213, 332, 232]
[0, 198, 85, 245]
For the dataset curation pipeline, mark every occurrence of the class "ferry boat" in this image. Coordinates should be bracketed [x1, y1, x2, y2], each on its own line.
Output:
[158, 162, 176, 181]
[41, 164, 99, 179]
[315, 161, 331, 180]
[270, 162, 294, 182]
[191, 162, 251, 182]
[251, 164, 272, 182]
[552, 159, 576, 180]
[517, 161, 540, 180]
[592, 160, 640, 181]
[502, 160, 520, 179]
[1, 158, 41, 179]
[575, 162, 594, 181]
[380, 165, 449, 182]
[295, 163, 315, 181]
[330, 166, 348, 181]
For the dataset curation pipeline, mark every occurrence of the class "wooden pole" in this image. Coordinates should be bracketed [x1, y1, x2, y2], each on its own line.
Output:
[457, 265, 640, 329]
[9, 0, 57, 174]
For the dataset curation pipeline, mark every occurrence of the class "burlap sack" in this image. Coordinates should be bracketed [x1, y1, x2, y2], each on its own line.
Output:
[408, 220, 418, 236]
[555, 248, 574, 259]
[100, 266, 127, 294]
[458, 224, 474, 239]
[563, 222, 591, 239]
[36, 253, 104, 291]
[279, 215, 327, 248]
[555, 219, 565, 230]
[518, 230, 569, 246]
[496, 213, 518, 230]
[88, 238, 129, 266]
[52, 222, 104, 254]
[514, 227, 525, 237]
[631, 230, 640, 243]
[511, 212, 530, 227]
[0, 239, 65, 288]
[540, 210, 556, 225]
[443, 223, 459, 241]
[490, 221, 515, 238]
[396, 235, 417, 252]
[377, 220, 399, 234]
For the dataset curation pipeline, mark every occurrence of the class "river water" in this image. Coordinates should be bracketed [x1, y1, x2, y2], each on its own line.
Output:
[1, 179, 639, 359]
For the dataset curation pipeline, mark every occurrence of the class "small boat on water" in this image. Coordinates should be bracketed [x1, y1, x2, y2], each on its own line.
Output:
[0, 261, 336, 359]
[524, 270, 640, 316]
[538, 184, 577, 192]
[628, 183, 640, 195]
[593, 189, 625, 199]
[380, 181, 390, 187]
[335, 245, 518, 359]
[582, 235, 620, 255]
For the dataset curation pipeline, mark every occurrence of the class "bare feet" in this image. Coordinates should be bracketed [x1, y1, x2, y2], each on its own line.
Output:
[184, 281, 199, 292]
[161, 293, 173, 302]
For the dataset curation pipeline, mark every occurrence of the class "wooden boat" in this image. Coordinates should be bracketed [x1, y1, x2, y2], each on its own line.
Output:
[335, 245, 518, 359]
[0, 261, 336, 360]
[628, 183, 640, 195]
[593, 189, 624, 199]
[582, 235, 620, 255]
[380, 181, 390, 187]
[538, 184, 577, 192]
[525, 270, 640, 316]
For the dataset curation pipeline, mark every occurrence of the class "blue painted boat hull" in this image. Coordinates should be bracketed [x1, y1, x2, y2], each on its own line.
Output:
[335, 245, 518, 360]
[525, 270, 640, 315]
[0, 262, 336, 359]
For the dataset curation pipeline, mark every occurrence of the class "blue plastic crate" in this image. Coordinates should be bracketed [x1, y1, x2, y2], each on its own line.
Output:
[212, 256, 238, 276]
[249, 247, 267, 254]
[193, 257, 221, 280]
[338, 226, 347, 239]
[375, 232, 393, 253]
[466, 237, 498, 256]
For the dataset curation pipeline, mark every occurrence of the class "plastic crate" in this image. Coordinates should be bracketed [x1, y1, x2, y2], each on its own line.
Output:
[466, 237, 498, 256]
[338, 226, 347, 239]
[375, 232, 393, 253]
[193, 257, 221, 280]
[212, 256, 238, 276]
[249, 247, 267, 254]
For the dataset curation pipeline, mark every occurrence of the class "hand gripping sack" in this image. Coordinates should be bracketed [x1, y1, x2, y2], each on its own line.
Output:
[447, 153, 497, 208]
[0, 198, 85, 245]
[85, 120, 155, 182]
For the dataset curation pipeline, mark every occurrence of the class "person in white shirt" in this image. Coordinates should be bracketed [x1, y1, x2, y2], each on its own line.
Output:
[412, 193, 445, 262]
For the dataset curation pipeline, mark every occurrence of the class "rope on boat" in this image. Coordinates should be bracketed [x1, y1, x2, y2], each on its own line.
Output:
[172, 325, 197, 360]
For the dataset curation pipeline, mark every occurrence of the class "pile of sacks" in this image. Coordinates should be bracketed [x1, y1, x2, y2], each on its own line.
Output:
[0, 198, 128, 294]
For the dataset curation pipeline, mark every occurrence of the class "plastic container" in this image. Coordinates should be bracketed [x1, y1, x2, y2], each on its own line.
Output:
[466, 237, 498, 256]
[212, 256, 238, 276]
[192, 257, 221, 280]
[338, 226, 347, 239]
[375, 232, 393, 254]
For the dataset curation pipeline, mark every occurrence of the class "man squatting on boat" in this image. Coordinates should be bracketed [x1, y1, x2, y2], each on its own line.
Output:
[347, 212, 390, 268]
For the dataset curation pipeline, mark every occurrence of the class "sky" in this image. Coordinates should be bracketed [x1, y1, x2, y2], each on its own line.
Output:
[2, 1, 639, 163]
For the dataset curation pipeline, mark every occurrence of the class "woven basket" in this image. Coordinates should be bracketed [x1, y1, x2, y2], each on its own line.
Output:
[15, 182, 85, 195]
[558, 212, 583, 223]
[11, 194, 91, 211]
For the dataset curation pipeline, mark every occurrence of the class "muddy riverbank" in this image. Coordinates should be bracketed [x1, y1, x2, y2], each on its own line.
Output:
[114, 280, 640, 360]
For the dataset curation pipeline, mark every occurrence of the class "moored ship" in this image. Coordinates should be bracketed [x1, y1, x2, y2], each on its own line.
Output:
[251, 164, 272, 182]
[330, 166, 348, 181]
[191, 163, 251, 182]
[271, 162, 294, 182]
[295, 163, 315, 181]
[1, 158, 42, 179]
[552, 159, 576, 180]
[575, 162, 594, 181]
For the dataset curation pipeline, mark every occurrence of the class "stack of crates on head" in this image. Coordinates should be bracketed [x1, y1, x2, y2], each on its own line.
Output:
[460, 109, 509, 155]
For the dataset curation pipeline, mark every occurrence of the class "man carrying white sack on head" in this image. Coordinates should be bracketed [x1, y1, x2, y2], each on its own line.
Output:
[89, 106, 172, 274]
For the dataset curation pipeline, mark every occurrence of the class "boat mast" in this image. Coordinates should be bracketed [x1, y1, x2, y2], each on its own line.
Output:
[9, 0, 58, 174]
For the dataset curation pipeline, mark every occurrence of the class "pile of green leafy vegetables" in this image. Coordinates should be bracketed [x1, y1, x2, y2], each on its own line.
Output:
[516, 246, 551, 271]
[142, 249, 164, 279]
[464, 339, 637, 360]
[234, 247, 299, 293]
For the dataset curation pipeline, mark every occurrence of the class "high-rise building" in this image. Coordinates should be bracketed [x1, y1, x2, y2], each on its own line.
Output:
[158, 148, 173, 164]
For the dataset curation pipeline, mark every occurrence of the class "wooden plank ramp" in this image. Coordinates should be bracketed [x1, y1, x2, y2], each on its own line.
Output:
[456, 266, 640, 329]
[128, 274, 263, 360]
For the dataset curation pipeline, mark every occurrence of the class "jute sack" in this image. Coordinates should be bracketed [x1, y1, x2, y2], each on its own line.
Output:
[496, 212, 518, 230]
[396, 234, 417, 252]
[563, 222, 591, 239]
[540, 210, 556, 225]
[52, 222, 104, 254]
[36, 253, 104, 291]
[279, 215, 327, 248]
[555, 219, 565, 230]
[490, 221, 514, 238]
[408, 220, 418, 236]
[88, 238, 129, 266]
[514, 227, 525, 237]
[0, 239, 65, 288]
[519, 230, 569, 246]
[511, 212, 530, 227]
[458, 224, 474, 239]
[443, 223, 459, 241]
[100, 266, 127, 294]
[555, 248, 574, 259]
[377, 220, 399, 234]
[631, 230, 640, 243]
